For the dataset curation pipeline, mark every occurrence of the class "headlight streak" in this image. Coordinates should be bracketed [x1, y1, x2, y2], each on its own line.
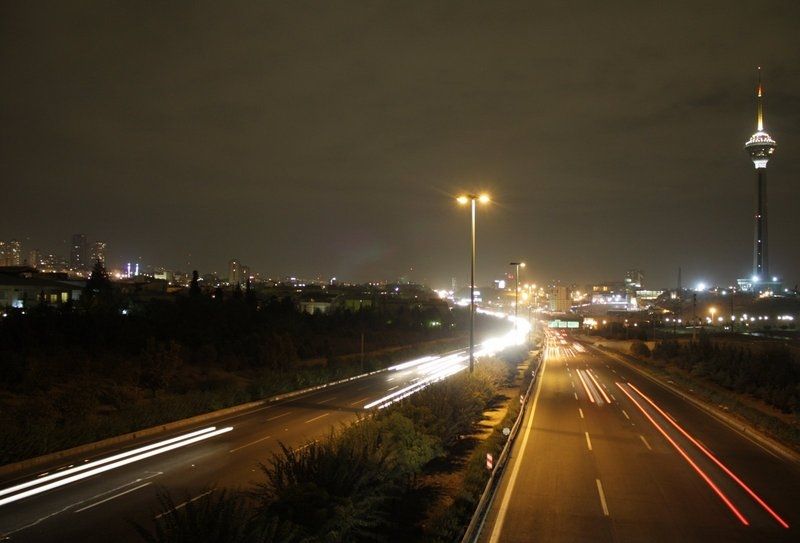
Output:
[365, 312, 530, 410]
[364, 364, 468, 410]
[576, 369, 595, 403]
[626, 383, 789, 529]
[0, 426, 218, 500]
[0, 426, 233, 507]
[387, 356, 437, 372]
[586, 369, 612, 404]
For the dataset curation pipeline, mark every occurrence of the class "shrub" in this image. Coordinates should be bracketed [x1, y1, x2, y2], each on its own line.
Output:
[630, 340, 651, 358]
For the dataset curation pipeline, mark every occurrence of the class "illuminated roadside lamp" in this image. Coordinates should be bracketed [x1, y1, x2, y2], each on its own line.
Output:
[457, 193, 490, 373]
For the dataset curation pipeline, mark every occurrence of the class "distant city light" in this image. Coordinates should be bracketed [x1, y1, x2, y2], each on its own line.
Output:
[695, 282, 707, 292]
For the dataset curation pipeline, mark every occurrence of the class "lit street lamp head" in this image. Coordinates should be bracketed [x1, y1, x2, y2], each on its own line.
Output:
[456, 193, 491, 205]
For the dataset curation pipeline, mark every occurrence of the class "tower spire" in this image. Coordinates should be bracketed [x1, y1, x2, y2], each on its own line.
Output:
[756, 66, 764, 132]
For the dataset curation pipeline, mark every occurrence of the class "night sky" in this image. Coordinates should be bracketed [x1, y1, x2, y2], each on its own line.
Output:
[2, 1, 798, 289]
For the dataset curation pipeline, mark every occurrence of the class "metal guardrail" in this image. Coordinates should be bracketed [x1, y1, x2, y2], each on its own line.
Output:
[460, 353, 543, 543]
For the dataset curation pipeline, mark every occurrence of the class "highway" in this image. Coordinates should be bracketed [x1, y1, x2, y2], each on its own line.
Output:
[480, 330, 800, 542]
[0, 316, 526, 543]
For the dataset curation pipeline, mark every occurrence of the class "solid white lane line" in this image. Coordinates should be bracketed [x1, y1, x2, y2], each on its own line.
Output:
[75, 482, 151, 513]
[229, 435, 272, 453]
[154, 490, 214, 519]
[622, 409, 630, 420]
[596, 479, 610, 516]
[585, 432, 593, 451]
[639, 434, 652, 450]
[304, 413, 330, 424]
[488, 356, 548, 543]
[266, 411, 291, 421]
[578, 408, 584, 419]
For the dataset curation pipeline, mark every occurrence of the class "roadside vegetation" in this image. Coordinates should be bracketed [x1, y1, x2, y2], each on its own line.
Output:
[615, 332, 800, 450]
[137, 347, 535, 543]
[0, 285, 504, 465]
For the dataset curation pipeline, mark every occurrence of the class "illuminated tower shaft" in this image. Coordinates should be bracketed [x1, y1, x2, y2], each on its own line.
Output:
[754, 167, 767, 277]
[744, 68, 776, 280]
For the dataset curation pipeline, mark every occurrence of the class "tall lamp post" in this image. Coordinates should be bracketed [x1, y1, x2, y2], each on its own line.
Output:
[509, 261, 525, 325]
[457, 193, 490, 373]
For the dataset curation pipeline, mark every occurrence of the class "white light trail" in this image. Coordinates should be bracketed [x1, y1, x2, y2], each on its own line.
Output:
[0, 426, 233, 507]
[586, 369, 612, 404]
[365, 311, 529, 410]
[387, 356, 437, 371]
[0, 426, 218, 499]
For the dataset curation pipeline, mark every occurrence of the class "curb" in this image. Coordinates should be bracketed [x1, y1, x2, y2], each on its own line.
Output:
[584, 341, 800, 466]
[0, 366, 388, 478]
[460, 353, 543, 543]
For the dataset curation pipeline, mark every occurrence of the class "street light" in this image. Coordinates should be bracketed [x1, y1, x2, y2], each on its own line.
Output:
[457, 193, 490, 373]
[709, 307, 717, 326]
[509, 261, 525, 325]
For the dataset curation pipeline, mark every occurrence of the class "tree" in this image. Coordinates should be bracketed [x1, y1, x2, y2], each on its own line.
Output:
[86, 259, 111, 292]
[245, 278, 257, 305]
[83, 259, 113, 308]
[189, 270, 201, 297]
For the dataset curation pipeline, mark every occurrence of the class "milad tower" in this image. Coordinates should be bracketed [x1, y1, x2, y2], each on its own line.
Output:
[744, 67, 777, 283]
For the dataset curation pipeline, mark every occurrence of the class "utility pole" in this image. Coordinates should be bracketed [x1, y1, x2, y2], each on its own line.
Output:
[360, 331, 365, 373]
[509, 262, 525, 329]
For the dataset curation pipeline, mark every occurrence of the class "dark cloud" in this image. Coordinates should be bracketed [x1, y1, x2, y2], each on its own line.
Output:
[2, 1, 799, 288]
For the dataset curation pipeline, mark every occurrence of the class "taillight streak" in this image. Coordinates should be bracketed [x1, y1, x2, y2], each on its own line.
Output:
[626, 383, 789, 529]
[616, 383, 749, 526]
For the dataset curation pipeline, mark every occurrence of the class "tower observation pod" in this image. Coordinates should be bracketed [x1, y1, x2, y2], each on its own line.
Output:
[744, 67, 776, 280]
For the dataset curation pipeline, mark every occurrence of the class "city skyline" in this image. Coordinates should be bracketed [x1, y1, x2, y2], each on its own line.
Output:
[2, 2, 799, 288]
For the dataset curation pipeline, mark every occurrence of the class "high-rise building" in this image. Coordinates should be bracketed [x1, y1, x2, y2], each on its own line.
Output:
[624, 269, 644, 290]
[228, 259, 241, 284]
[744, 68, 777, 281]
[41, 254, 68, 272]
[548, 285, 572, 312]
[26, 249, 41, 268]
[90, 241, 107, 264]
[0, 240, 21, 266]
[70, 234, 88, 271]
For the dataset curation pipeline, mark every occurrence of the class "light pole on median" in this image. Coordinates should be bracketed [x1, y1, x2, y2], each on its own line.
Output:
[509, 261, 525, 326]
[457, 193, 490, 373]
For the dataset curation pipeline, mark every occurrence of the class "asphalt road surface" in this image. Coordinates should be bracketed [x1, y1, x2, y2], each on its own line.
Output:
[0, 344, 486, 542]
[480, 330, 800, 543]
